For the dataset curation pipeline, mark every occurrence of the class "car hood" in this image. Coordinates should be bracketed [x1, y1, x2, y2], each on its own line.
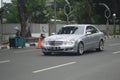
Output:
[44, 34, 83, 41]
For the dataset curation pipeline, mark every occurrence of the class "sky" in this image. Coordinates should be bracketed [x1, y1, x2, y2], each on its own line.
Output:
[0, 0, 11, 8]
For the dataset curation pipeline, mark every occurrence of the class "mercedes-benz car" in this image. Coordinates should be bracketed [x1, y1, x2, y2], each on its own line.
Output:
[41, 24, 105, 55]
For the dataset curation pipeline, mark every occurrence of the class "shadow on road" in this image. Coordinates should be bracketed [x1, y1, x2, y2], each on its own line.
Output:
[41, 50, 103, 57]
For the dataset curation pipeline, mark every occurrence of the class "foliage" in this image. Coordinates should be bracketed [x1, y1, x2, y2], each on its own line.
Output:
[3, 0, 19, 23]
[3, 0, 50, 23]
[2, 0, 120, 24]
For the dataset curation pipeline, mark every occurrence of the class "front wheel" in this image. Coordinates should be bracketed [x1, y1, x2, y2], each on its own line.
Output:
[96, 40, 104, 51]
[77, 42, 84, 55]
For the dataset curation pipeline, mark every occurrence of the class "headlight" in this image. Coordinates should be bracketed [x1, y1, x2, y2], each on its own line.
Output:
[63, 40, 75, 46]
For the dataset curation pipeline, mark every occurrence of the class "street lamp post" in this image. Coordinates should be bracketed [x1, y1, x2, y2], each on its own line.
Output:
[113, 13, 116, 38]
[64, 0, 71, 24]
[99, 3, 111, 37]
[54, 0, 56, 33]
[0, 0, 3, 42]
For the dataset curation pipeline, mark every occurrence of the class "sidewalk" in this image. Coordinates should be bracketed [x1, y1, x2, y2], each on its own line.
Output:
[105, 35, 120, 39]
[0, 42, 38, 49]
[0, 37, 38, 49]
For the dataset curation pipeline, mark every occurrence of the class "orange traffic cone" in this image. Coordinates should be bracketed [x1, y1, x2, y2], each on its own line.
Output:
[37, 37, 42, 49]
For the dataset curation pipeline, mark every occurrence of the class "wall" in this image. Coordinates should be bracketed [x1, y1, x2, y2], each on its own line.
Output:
[0, 23, 120, 42]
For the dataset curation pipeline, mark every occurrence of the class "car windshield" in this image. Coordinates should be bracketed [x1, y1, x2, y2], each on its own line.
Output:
[57, 26, 84, 34]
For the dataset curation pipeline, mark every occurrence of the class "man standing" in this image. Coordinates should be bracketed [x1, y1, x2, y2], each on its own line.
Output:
[14, 26, 21, 37]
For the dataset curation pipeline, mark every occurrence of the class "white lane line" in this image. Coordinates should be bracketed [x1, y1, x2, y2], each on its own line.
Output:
[0, 60, 10, 64]
[112, 51, 120, 54]
[33, 62, 76, 73]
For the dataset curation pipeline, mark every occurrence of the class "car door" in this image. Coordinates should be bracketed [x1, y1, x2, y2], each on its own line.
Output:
[83, 26, 95, 49]
[87, 26, 100, 48]
[90, 26, 101, 47]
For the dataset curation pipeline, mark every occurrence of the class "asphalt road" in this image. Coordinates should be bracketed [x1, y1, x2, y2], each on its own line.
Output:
[0, 38, 120, 80]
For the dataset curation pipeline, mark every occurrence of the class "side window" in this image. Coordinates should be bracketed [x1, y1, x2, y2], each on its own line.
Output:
[86, 26, 98, 34]
[86, 26, 91, 32]
[91, 26, 98, 34]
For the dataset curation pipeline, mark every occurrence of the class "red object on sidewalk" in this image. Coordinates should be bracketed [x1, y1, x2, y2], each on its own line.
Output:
[37, 37, 42, 49]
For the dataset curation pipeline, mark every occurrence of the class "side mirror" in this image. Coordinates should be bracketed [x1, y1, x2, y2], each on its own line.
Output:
[86, 31, 92, 35]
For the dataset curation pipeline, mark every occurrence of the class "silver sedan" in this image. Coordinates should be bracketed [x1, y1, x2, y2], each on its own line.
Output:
[41, 24, 105, 55]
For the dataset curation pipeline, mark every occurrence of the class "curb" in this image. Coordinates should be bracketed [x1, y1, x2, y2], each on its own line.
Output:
[0, 43, 38, 49]
[0, 45, 10, 49]
[105, 35, 120, 39]
[25, 43, 38, 47]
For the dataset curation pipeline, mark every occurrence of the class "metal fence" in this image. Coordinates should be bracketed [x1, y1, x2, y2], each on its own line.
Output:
[0, 23, 120, 43]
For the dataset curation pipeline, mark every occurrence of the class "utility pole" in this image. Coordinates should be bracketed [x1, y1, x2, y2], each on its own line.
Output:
[113, 13, 116, 38]
[0, 0, 3, 42]
[64, 0, 71, 24]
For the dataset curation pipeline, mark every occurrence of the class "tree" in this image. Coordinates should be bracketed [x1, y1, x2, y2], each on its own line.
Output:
[51, 0, 97, 24]
[17, 0, 48, 37]
[0, 7, 4, 17]
[3, 0, 120, 25]
[3, 0, 19, 23]
[2, 0, 50, 37]
[17, 0, 28, 37]
[71, 0, 97, 24]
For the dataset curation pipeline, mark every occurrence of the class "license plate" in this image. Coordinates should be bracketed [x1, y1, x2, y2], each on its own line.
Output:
[49, 47, 55, 50]
[49, 47, 60, 50]
[51, 47, 56, 50]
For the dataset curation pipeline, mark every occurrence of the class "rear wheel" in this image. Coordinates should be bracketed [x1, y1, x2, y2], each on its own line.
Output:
[96, 40, 104, 51]
[77, 42, 84, 55]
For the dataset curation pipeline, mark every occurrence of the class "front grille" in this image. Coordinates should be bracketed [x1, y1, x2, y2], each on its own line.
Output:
[48, 47, 64, 51]
[48, 41, 63, 46]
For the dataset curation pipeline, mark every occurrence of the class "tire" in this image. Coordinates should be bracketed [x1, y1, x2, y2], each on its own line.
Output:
[43, 52, 51, 56]
[96, 40, 104, 51]
[77, 42, 84, 55]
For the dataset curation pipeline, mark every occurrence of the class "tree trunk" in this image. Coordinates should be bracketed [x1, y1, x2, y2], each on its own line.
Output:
[17, 0, 31, 37]
[87, 0, 95, 23]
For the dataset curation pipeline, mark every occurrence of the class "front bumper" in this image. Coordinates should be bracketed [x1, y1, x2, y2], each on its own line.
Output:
[42, 46, 77, 53]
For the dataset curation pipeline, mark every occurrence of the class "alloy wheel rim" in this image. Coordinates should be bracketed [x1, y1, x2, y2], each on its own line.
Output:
[79, 43, 84, 54]
[100, 41, 104, 50]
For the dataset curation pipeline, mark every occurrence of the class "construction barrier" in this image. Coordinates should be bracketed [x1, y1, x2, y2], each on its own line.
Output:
[37, 37, 42, 49]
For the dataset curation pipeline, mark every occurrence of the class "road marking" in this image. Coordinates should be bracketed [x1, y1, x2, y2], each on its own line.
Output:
[0, 60, 10, 64]
[33, 62, 76, 73]
[112, 51, 120, 54]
